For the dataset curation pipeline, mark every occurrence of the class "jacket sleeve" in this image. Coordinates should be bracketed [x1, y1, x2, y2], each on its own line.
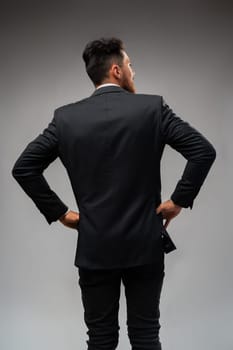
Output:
[11, 110, 68, 224]
[160, 97, 216, 209]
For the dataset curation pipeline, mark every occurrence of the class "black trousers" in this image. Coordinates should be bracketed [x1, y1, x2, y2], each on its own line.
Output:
[78, 250, 165, 350]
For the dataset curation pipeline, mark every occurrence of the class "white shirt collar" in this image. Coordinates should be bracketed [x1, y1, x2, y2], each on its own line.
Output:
[96, 83, 121, 90]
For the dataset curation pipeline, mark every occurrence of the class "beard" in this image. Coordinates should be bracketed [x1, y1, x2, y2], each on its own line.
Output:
[121, 75, 136, 93]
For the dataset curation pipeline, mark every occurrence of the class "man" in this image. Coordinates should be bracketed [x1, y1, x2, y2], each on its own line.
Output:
[12, 37, 216, 349]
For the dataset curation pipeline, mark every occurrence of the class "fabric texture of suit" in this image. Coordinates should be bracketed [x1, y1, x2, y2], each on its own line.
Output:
[12, 85, 216, 269]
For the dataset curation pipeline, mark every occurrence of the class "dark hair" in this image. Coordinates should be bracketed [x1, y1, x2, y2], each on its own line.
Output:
[82, 37, 125, 85]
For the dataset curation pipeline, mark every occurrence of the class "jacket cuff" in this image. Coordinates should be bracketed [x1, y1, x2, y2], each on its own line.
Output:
[46, 204, 69, 225]
[170, 194, 194, 210]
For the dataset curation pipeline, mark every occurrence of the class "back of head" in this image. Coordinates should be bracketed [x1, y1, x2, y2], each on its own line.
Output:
[82, 37, 125, 86]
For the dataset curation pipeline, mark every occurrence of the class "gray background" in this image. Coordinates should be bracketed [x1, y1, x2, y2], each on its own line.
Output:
[1, 1, 232, 349]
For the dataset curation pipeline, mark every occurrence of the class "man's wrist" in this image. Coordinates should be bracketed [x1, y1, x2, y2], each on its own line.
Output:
[59, 208, 69, 221]
[170, 199, 182, 208]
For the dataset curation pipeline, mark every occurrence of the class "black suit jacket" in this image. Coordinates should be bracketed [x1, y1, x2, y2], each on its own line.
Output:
[12, 85, 216, 269]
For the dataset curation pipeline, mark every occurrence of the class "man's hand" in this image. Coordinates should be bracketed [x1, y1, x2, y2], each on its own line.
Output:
[59, 210, 79, 229]
[156, 199, 182, 229]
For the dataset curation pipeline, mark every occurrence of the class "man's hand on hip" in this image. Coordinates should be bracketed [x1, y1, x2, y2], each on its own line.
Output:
[156, 199, 182, 229]
[59, 210, 79, 229]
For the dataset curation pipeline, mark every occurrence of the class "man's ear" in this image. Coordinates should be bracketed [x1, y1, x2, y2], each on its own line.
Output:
[111, 64, 121, 80]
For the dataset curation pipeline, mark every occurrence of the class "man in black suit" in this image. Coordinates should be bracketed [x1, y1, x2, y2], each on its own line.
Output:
[12, 37, 216, 349]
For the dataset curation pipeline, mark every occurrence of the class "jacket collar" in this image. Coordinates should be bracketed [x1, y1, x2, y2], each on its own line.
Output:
[90, 85, 129, 97]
